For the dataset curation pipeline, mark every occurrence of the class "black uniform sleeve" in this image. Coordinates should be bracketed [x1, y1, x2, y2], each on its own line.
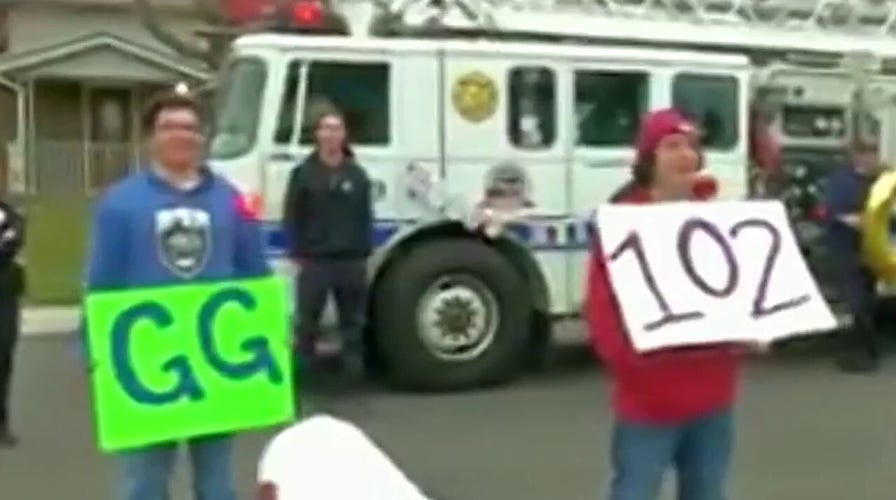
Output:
[356, 166, 374, 257]
[0, 202, 24, 267]
[282, 166, 305, 259]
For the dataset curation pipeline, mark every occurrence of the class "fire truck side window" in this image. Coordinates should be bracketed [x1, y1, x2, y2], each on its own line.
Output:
[672, 73, 738, 150]
[508, 66, 556, 149]
[209, 57, 266, 159]
[574, 71, 647, 146]
[274, 61, 301, 144]
[274, 61, 391, 145]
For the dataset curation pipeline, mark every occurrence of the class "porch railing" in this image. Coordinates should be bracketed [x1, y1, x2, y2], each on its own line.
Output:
[32, 140, 141, 194]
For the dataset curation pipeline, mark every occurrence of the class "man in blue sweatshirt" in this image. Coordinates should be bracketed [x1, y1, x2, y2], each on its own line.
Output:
[84, 90, 270, 500]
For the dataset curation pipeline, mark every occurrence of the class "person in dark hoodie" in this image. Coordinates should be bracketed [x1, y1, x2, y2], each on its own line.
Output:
[83, 90, 270, 500]
[282, 104, 373, 379]
[0, 198, 24, 447]
[587, 108, 743, 500]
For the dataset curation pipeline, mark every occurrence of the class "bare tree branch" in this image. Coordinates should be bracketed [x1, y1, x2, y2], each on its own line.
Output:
[133, 0, 218, 68]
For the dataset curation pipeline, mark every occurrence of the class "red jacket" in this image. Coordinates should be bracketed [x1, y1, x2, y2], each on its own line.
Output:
[586, 186, 740, 424]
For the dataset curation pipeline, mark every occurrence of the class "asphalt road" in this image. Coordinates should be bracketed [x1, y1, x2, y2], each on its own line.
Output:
[3, 329, 896, 500]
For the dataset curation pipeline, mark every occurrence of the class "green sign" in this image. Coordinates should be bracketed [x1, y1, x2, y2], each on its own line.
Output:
[85, 276, 295, 452]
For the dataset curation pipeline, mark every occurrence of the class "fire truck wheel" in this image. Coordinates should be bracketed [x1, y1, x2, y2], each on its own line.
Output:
[374, 238, 531, 391]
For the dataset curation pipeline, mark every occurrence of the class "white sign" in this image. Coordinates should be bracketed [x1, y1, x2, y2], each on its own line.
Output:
[257, 414, 433, 500]
[595, 200, 837, 352]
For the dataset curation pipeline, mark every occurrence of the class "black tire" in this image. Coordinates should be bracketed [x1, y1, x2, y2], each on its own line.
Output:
[373, 238, 531, 391]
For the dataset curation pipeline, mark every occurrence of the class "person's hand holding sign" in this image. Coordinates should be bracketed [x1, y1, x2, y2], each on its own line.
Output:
[86, 277, 295, 452]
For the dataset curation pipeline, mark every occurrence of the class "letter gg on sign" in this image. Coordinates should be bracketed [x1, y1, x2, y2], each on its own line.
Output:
[595, 200, 836, 352]
[86, 277, 295, 452]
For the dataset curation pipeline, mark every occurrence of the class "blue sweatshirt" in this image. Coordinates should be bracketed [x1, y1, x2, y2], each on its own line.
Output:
[78, 167, 271, 364]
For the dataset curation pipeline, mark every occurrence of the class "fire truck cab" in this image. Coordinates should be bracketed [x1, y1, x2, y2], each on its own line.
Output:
[209, 0, 896, 391]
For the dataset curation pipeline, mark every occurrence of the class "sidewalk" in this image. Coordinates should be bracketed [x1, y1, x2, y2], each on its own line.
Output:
[22, 306, 79, 336]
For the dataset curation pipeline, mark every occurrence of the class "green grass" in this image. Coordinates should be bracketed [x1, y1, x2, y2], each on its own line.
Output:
[22, 196, 92, 305]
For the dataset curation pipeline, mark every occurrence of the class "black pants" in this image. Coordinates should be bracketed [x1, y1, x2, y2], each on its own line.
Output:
[0, 298, 19, 427]
[834, 262, 879, 358]
[296, 258, 367, 356]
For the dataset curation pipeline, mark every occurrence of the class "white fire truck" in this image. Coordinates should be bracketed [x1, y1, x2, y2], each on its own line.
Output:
[207, 0, 896, 391]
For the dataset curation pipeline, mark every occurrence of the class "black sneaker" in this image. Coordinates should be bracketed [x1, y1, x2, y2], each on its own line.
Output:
[342, 352, 366, 382]
[0, 427, 18, 448]
[836, 351, 880, 374]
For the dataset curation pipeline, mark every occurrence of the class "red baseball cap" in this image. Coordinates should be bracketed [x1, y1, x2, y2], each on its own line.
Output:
[634, 108, 699, 166]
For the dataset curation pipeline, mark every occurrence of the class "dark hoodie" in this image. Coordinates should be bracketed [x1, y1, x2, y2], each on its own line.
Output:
[282, 152, 373, 260]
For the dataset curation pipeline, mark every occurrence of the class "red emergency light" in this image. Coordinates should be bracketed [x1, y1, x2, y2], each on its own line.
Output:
[224, 0, 276, 24]
[292, 0, 325, 26]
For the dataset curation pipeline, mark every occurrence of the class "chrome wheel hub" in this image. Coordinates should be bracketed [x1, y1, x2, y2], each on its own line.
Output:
[416, 274, 499, 362]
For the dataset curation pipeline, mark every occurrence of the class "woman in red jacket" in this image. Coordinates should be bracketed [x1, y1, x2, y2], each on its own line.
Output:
[588, 108, 742, 500]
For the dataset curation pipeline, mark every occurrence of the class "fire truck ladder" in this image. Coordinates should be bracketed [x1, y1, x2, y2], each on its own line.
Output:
[373, 0, 896, 57]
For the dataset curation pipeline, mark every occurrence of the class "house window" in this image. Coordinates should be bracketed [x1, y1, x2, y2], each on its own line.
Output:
[89, 89, 131, 142]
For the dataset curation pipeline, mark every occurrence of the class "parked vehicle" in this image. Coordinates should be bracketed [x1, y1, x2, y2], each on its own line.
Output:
[208, 0, 896, 392]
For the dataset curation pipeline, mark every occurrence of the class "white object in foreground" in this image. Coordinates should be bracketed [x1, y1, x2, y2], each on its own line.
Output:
[257, 414, 433, 500]
[595, 200, 837, 352]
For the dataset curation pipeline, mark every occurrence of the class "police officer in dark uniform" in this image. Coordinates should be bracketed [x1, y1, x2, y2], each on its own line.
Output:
[0, 198, 24, 446]
[824, 138, 883, 373]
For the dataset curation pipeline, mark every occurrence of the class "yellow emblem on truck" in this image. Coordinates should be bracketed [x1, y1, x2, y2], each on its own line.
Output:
[451, 71, 498, 123]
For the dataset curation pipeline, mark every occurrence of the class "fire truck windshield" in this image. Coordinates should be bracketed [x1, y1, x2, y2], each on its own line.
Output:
[208, 56, 267, 160]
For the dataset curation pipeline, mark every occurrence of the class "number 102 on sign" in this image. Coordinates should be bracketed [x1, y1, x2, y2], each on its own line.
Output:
[595, 201, 836, 352]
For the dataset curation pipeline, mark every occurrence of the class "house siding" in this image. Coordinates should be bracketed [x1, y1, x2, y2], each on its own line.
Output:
[7, 3, 204, 55]
[20, 49, 192, 82]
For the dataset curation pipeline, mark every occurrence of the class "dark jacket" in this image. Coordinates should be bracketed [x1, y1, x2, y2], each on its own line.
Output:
[822, 165, 880, 310]
[282, 153, 373, 260]
[823, 164, 875, 259]
[0, 200, 25, 298]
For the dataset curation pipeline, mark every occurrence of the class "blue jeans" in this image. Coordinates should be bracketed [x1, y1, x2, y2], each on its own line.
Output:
[606, 409, 733, 500]
[117, 435, 236, 500]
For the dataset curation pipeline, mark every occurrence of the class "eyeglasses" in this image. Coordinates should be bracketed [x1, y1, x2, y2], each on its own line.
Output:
[155, 120, 200, 134]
